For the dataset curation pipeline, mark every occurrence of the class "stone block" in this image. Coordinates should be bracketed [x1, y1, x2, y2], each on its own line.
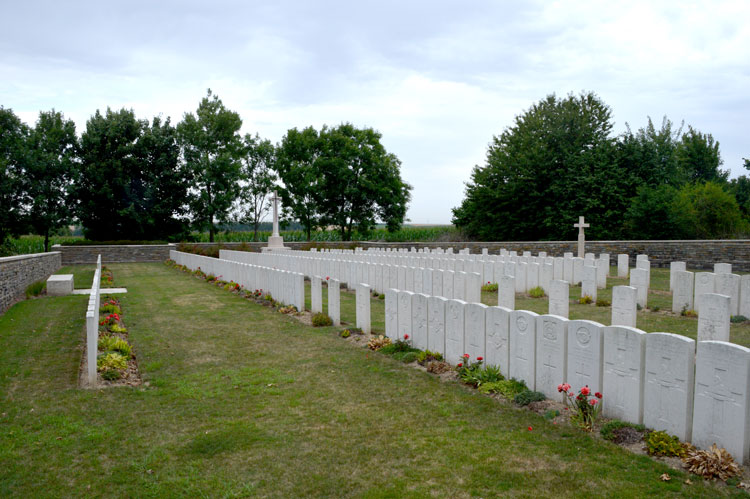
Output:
[567, 320, 604, 396]
[46, 274, 73, 296]
[445, 299, 467, 364]
[486, 306, 511, 376]
[509, 310, 539, 390]
[602, 325, 646, 424]
[535, 314, 568, 400]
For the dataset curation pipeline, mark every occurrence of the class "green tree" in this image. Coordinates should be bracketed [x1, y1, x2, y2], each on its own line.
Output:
[670, 182, 747, 239]
[616, 116, 682, 188]
[75, 109, 189, 240]
[0, 107, 29, 250]
[275, 126, 323, 240]
[675, 126, 728, 184]
[729, 158, 750, 218]
[452, 92, 621, 240]
[623, 184, 678, 239]
[235, 134, 277, 241]
[25, 110, 78, 251]
[316, 123, 411, 240]
[177, 89, 243, 242]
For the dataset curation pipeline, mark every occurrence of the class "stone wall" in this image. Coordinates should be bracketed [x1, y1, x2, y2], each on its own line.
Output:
[182, 240, 750, 271]
[0, 252, 61, 314]
[54, 244, 175, 265]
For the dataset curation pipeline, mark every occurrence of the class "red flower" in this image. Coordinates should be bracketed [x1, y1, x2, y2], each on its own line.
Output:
[561, 383, 571, 392]
[477, 356, 483, 361]
[326, 276, 330, 280]
[595, 392, 602, 399]
[589, 399, 598, 406]
[527, 426, 533, 431]
[457, 363, 463, 368]
[404, 334, 409, 340]
[463, 353, 470, 359]
[557, 384, 563, 392]
[581, 386, 590, 396]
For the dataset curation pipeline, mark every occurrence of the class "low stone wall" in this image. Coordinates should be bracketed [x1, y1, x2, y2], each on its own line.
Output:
[183, 240, 750, 271]
[54, 244, 175, 265]
[0, 252, 61, 314]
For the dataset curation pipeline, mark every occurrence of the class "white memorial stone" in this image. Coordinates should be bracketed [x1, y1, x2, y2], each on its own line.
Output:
[741, 275, 750, 318]
[442, 270, 455, 299]
[464, 303, 487, 361]
[515, 262, 528, 293]
[427, 296, 447, 355]
[669, 262, 686, 291]
[498, 275, 515, 310]
[574, 216, 589, 258]
[548, 279, 569, 318]
[567, 320, 604, 396]
[527, 262, 540, 291]
[311, 275, 323, 314]
[454, 271, 466, 301]
[629, 268, 649, 308]
[715, 273, 741, 316]
[397, 290, 414, 341]
[617, 254, 629, 278]
[356, 284, 371, 334]
[328, 278, 341, 326]
[643, 333, 695, 442]
[445, 299, 467, 364]
[540, 262, 553, 294]
[596, 257, 608, 289]
[694, 272, 715, 313]
[432, 269, 444, 298]
[697, 293, 731, 342]
[671, 270, 694, 314]
[411, 293, 429, 350]
[611, 286, 637, 328]
[692, 341, 750, 463]
[485, 306, 511, 376]
[714, 263, 732, 275]
[509, 310, 539, 390]
[535, 314, 568, 400]
[602, 325, 646, 424]
[46, 274, 74, 296]
[465, 272, 482, 304]
[581, 265, 598, 302]
[572, 257, 584, 285]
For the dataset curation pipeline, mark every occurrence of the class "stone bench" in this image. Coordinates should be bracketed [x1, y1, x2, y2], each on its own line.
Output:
[47, 274, 74, 296]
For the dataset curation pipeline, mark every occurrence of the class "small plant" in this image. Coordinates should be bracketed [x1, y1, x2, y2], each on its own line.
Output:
[416, 350, 443, 365]
[97, 352, 127, 371]
[600, 420, 645, 442]
[595, 298, 611, 307]
[109, 324, 128, 334]
[99, 313, 121, 327]
[636, 303, 643, 311]
[682, 443, 741, 481]
[367, 335, 392, 351]
[426, 360, 452, 374]
[456, 355, 503, 387]
[100, 302, 122, 314]
[98, 335, 132, 357]
[544, 409, 561, 420]
[650, 306, 661, 312]
[514, 390, 546, 406]
[25, 280, 46, 298]
[482, 282, 498, 292]
[559, 383, 602, 431]
[397, 351, 420, 363]
[528, 286, 545, 298]
[264, 293, 273, 301]
[311, 312, 332, 326]
[279, 305, 298, 315]
[478, 379, 527, 399]
[579, 295, 594, 305]
[380, 334, 413, 353]
[730, 315, 748, 323]
[340, 329, 350, 338]
[378, 294, 385, 300]
[681, 306, 698, 318]
[645, 431, 685, 457]
[205, 274, 215, 282]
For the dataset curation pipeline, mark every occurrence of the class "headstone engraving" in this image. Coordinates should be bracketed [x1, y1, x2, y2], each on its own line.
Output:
[397, 290, 414, 341]
[411, 293, 429, 350]
[611, 285, 637, 328]
[427, 296, 447, 356]
[485, 306, 511, 376]
[567, 320, 604, 396]
[548, 279, 569, 318]
[694, 272, 715, 312]
[445, 299, 467, 364]
[356, 284, 371, 334]
[464, 303, 487, 361]
[509, 310, 539, 390]
[535, 314, 568, 400]
[671, 270, 694, 314]
[617, 254, 629, 278]
[697, 293, 730, 342]
[498, 275, 515, 310]
[602, 325, 646, 424]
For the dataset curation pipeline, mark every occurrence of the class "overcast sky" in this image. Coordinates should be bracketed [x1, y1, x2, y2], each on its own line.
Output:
[2, 1, 748, 224]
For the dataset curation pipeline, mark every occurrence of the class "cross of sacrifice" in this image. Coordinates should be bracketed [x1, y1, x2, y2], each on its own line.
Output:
[270, 190, 280, 237]
[574, 216, 589, 258]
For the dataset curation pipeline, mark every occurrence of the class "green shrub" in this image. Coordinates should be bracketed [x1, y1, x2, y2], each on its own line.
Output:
[644, 430, 685, 457]
[378, 294, 385, 300]
[100, 368, 121, 381]
[379, 343, 419, 356]
[731, 315, 748, 323]
[109, 324, 128, 334]
[100, 304, 122, 314]
[579, 295, 594, 305]
[98, 335, 132, 357]
[340, 329, 350, 338]
[650, 306, 661, 312]
[97, 352, 128, 371]
[514, 390, 546, 406]
[394, 351, 420, 363]
[595, 298, 611, 307]
[25, 280, 46, 298]
[478, 379, 527, 399]
[681, 307, 697, 318]
[416, 350, 443, 365]
[600, 420, 645, 441]
[459, 364, 503, 388]
[544, 409, 561, 420]
[528, 286, 545, 298]
[482, 282, 498, 292]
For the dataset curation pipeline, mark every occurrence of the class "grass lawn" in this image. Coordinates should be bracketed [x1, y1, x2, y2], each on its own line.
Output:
[0, 263, 744, 497]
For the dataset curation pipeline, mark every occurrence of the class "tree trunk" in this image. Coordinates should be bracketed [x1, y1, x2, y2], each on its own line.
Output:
[44, 228, 49, 253]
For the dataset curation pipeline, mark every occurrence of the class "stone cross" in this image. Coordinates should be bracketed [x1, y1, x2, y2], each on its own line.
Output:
[574, 216, 589, 258]
[270, 190, 281, 237]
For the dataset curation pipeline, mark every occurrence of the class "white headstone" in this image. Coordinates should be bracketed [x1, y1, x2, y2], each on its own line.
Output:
[567, 320, 604, 396]
[548, 279, 569, 318]
[629, 268, 649, 308]
[509, 310, 539, 390]
[397, 290, 414, 340]
[412, 293, 429, 350]
[356, 284, 371, 334]
[445, 299, 467, 364]
[697, 293, 730, 342]
[432, 269, 444, 298]
[397, 266, 406, 290]
[385, 288, 399, 339]
[694, 272, 715, 312]
[427, 296, 447, 355]
[581, 265, 598, 302]
[465, 272, 482, 304]
[527, 262, 540, 291]
[714, 263, 732, 275]
[741, 275, 750, 318]
[328, 278, 341, 326]
[498, 275, 515, 310]
[422, 268, 433, 297]
[453, 271, 466, 301]
[485, 306, 511, 376]
[540, 262, 553, 294]
[617, 254, 629, 278]
[602, 325, 646, 424]
[671, 270, 694, 314]
[611, 286, 637, 328]
[443, 270, 455, 299]
[715, 273, 741, 316]
[596, 257, 608, 289]
[311, 275, 323, 314]
[535, 314, 568, 400]
[692, 341, 750, 464]
[515, 262, 528, 293]
[643, 333, 695, 442]
[464, 303, 487, 361]
[572, 257, 584, 285]
[553, 257, 564, 280]
[669, 262, 687, 291]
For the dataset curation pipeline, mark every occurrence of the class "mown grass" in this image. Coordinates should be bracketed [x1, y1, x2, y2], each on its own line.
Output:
[480, 266, 750, 348]
[0, 263, 742, 497]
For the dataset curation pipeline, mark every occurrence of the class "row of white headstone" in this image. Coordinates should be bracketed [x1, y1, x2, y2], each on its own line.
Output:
[670, 262, 750, 318]
[380, 286, 750, 463]
[85, 255, 102, 386]
[170, 251, 305, 312]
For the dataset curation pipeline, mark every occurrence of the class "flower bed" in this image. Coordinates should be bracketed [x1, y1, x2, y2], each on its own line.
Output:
[97, 295, 140, 385]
